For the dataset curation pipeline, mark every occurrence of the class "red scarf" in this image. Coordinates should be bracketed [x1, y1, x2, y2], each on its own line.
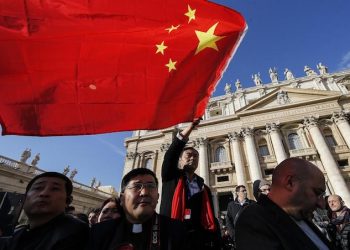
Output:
[171, 177, 216, 231]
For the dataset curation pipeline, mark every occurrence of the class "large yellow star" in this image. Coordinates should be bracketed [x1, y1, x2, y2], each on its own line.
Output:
[165, 25, 180, 33]
[156, 41, 167, 55]
[165, 58, 177, 72]
[195, 22, 225, 55]
[185, 5, 196, 23]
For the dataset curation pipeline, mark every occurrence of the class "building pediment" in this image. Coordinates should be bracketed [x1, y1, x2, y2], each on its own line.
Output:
[237, 87, 341, 114]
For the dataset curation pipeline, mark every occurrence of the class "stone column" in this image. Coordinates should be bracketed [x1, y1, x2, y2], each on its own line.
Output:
[196, 137, 210, 185]
[304, 116, 350, 205]
[212, 191, 220, 217]
[266, 123, 288, 164]
[242, 127, 263, 181]
[332, 111, 350, 149]
[228, 132, 247, 187]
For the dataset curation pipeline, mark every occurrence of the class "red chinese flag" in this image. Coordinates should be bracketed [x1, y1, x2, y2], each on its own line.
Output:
[0, 0, 246, 136]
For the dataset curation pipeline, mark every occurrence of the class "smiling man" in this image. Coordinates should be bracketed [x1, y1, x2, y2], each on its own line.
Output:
[4, 172, 89, 250]
[235, 158, 336, 250]
[88, 168, 185, 250]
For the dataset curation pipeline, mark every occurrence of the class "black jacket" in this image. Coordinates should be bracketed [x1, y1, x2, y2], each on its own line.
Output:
[225, 198, 255, 239]
[87, 213, 185, 250]
[235, 195, 336, 250]
[3, 214, 88, 250]
[159, 136, 214, 229]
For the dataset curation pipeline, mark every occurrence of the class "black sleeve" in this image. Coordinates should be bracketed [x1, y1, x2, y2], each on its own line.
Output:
[225, 202, 235, 239]
[161, 137, 186, 182]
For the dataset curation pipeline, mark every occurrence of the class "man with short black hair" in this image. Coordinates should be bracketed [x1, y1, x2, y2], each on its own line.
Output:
[226, 185, 255, 241]
[4, 172, 89, 250]
[160, 120, 220, 249]
[88, 168, 185, 250]
[235, 158, 335, 250]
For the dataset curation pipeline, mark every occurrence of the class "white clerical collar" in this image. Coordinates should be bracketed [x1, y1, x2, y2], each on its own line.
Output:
[132, 224, 142, 233]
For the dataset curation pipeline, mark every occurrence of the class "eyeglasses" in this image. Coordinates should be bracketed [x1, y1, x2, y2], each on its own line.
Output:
[238, 190, 247, 193]
[260, 188, 270, 192]
[125, 182, 157, 192]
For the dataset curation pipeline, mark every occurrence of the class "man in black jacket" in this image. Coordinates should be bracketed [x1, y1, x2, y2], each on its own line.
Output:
[88, 168, 185, 250]
[235, 158, 336, 250]
[226, 185, 255, 241]
[3, 172, 88, 250]
[160, 119, 220, 249]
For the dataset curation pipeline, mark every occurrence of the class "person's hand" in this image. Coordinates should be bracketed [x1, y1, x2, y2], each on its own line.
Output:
[191, 118, 201, 128]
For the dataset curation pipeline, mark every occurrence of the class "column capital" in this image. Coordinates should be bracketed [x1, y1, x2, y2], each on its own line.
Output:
[266, 122, 280, 133]
[228, 131, 241, 141]
[303, 115, 319, 129]
[332, 111, 350, 124]
[126, 151, 137, 159]
[160, 143, 170, 152]
[241, 127, 254, 137]
[194, 137, 208, 147]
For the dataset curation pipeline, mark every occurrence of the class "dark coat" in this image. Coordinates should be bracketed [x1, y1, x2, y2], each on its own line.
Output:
[225, 198, 255, 240]
[87, 213, 185, 250]
[159, 136, 221, 249]
[235, 195, 336, 250]
[4, 214, 88, 250]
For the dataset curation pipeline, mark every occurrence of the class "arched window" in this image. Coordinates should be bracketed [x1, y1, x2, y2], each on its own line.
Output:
[215, 146, 226, 162]
[144, 158, 153, 170]
[258, 139, 270, 156]
[323, 128, 337, 147]
[288, 133, 303, 150]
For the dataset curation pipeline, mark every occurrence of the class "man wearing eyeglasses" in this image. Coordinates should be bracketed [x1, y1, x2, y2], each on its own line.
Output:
[88, 168, 185, 250]
[235, 158, 336, 250]
[160, 119, 220, 250]
[225, 185, 255, 243]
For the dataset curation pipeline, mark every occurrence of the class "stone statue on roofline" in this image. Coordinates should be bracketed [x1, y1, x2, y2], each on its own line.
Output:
[20, 148, 31, 163]
[224, 83, 232, 94]
[317, 62, 328, 75]
[252, 73, 262, 86]
[31, 153, 40, 167]
[69, 168, 78, 180]
[96, 181, 101, 189]
[63, 165, 70, 176]
[235, 79, 242, 91]
[269, 67, 278, 83]
[304, 65, 317, 76]
[90, 177, 96, 188]
[284, 68, 294, 80]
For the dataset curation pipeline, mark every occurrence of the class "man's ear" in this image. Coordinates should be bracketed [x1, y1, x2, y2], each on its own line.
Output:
[66, 195, 73, 205]
[119, 193, 124, 206]
[285, 175, 295, 192]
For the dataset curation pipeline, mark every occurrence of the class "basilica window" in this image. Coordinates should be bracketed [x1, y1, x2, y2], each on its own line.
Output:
[288, 133, 303, 150]
[144, 158, 153, 170]
[323, 128, 337, 147]
[258, 139, 270, 156]
[215, 146, 227, 162]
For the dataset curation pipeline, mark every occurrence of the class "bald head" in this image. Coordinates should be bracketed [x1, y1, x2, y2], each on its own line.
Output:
[269, 158, 326, 220]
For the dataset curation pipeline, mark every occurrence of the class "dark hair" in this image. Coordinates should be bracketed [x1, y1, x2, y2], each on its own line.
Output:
[180, 146, 198, 157]
[100, 197, 123, 214]
[121, 168, 158, 192]
[26, 172, 73, 198]
[235, 185, 246, 192]
[88, 208, 101, 214]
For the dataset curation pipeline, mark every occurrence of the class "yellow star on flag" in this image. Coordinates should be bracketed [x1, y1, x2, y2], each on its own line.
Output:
[165, 59, 177, 72]
[185, 5, 196, 23]
[195, 22, 225, 55]
[165, 25, 180, 33]
[156, 41, 167, 55]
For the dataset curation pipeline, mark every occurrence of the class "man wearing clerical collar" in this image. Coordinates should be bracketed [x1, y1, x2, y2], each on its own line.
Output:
[88, 168, 185, 250]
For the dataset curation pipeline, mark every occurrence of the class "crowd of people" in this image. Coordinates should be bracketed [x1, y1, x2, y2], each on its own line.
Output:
[0, 120, 350, 250]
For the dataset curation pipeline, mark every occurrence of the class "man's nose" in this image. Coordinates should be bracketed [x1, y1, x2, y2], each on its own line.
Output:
[39, 187, 51, 196]
[139, 186, 150, 196]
